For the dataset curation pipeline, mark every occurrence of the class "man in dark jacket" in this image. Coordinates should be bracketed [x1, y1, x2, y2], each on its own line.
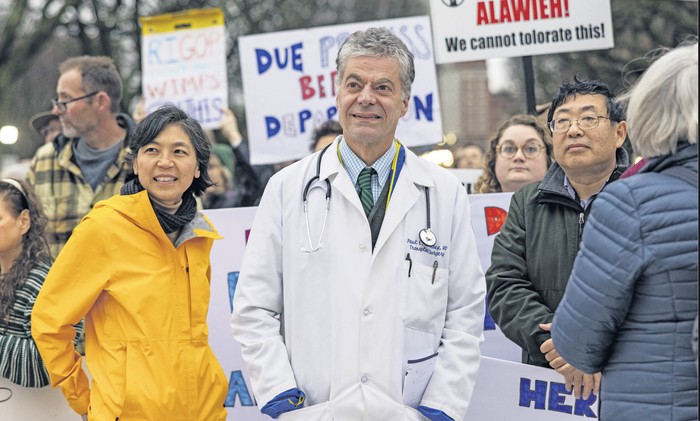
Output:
[486, 77, 629, 400]
[27, 56, 135, 258]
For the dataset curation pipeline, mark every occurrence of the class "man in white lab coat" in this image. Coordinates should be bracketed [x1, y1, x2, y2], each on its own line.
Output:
[231, 27, 485, 421]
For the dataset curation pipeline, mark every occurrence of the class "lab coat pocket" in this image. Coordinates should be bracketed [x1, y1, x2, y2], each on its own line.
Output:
[399, 260, 449, 333]
[277, 401, 332, 421]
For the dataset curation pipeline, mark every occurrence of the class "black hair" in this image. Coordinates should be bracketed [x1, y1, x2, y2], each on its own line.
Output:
[310, 120, 343, 152]
[124, 105, 213, 196]
[547, 76, 625, 124]
[0, 179, 51, 327]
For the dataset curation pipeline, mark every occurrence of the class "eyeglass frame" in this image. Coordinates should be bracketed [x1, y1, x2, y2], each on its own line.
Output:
[51, 91, 100, 112]
[496, 141, 545, 160]
[548, 114, 613, 134]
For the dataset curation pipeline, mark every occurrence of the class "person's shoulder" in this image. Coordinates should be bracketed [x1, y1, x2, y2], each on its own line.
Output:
[28, 259, 51, 277]
[512, 180, 541, 203]
[24, 260, 52, 292]
[32, 141, 59, 159]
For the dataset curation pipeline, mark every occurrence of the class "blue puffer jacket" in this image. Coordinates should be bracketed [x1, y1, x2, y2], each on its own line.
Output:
[551, 142, 698, 421]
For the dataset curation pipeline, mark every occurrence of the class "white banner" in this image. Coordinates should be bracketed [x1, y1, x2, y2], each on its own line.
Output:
[469, 192, 522, 362]
[140, 8, 229, 129]
[0, 378, 77, 420]
[466, 357, 599, 419]
[429, 0, 614, 63]
[4, 195, 598, 420]
[239, 16, 443, 165]
[203, 198, 597, 419]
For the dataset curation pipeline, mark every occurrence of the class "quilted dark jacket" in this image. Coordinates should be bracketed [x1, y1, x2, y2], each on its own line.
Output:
[552, 142, 698, 420]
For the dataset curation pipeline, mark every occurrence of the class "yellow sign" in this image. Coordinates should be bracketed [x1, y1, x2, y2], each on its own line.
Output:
[139, 8, 228, 129]
[140, 8, 223, 35]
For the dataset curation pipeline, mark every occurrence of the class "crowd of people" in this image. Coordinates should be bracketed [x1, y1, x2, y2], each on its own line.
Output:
[0, 25, 696, 421]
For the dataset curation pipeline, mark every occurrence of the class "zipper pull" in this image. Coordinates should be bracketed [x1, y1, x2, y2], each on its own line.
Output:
[578, 212, 585, 240]
[431, 260, 438, 284]
[405, 253, 412, 277]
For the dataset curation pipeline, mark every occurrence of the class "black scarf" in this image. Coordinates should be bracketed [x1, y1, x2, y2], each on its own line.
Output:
[120, 178, 197, 234]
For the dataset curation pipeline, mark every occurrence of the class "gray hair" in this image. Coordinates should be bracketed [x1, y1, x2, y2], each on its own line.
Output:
[335, 27, 415, 102]
[623, 42, 698, 157]
[60, 56, 123, 114]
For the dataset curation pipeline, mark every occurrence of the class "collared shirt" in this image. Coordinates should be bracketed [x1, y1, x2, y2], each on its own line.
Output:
[563, 175, 608, 210]
[339, 136, 396, 202]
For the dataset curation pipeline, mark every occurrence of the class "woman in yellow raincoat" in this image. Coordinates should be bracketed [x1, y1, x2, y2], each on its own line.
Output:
[32, 105, 228, 421]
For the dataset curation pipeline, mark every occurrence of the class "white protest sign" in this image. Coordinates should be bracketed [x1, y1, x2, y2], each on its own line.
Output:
[429, 0, 614, 63]
[0, 378, 78, 420]
[202, 196, 596, 420]
[140, 8, 228, 128]
[469, 192, 522, 362]
[203, 207, 266, 420]
[239, 16, 443, 165]
[0, 199, 598, 420]
[466, 357, 600, 419]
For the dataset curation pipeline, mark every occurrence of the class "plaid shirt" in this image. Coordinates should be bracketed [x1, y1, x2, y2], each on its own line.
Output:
[27, 114, 134, 257]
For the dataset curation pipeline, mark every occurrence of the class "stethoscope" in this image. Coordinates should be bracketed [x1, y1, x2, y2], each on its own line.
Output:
[302, 142, 436, 253]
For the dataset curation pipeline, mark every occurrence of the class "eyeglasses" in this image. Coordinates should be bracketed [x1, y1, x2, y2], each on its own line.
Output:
[497, 142, 544, 159]
[549, 114, 612, 133]
[51, 91, 99, 112]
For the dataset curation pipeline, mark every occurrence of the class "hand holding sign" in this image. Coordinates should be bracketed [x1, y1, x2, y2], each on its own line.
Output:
[539, 323, 601, 400]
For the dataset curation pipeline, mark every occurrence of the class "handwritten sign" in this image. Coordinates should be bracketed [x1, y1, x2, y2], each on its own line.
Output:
[5, 197, 595, 420]
[140, 8, 228, 128]
[429, 0, 614, 63]
[239, 16, 443, 165]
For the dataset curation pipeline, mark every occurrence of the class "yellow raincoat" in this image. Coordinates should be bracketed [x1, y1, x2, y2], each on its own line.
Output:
[32, 191, 228, 420]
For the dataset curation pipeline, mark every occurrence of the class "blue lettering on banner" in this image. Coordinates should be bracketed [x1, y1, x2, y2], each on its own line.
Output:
[520, 378, 547, 410]
[318, 33, 350, 69]
[299, 110, 313, 133]
[574, 393, 598, 417]
[519, 378, 598, 417]
[414, 94, 433, 121]
[327, 106, 337, 120]
[225, 370, 256, 407]
[228, 271, 240, 313]
[146, 35, 178, 65]
[255, 43, 304, 75]
[548, 382, 573, 414]
[398, 24, 432, 60]
[265, 116, 281, 138]
[483, 297, 496, 330]
[264, 106, 338, 139]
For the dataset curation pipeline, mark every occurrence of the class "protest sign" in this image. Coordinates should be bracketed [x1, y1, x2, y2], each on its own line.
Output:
[140, 8, 228, 129]
[239, 16, 443, 165]
[430, 0, 614, 63]
[2, 199, 596, 420]
[204, 201, 596, 420]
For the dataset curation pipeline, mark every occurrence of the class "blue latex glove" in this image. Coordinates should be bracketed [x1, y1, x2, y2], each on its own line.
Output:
[418, 405, 454, 421]
[260, 388, 306, 419]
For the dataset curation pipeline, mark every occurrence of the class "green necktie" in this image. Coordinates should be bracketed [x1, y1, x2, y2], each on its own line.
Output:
[358, 167, 375, 217]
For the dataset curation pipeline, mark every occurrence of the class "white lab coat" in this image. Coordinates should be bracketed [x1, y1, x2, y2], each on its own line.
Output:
[231, 139, 485, 421]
